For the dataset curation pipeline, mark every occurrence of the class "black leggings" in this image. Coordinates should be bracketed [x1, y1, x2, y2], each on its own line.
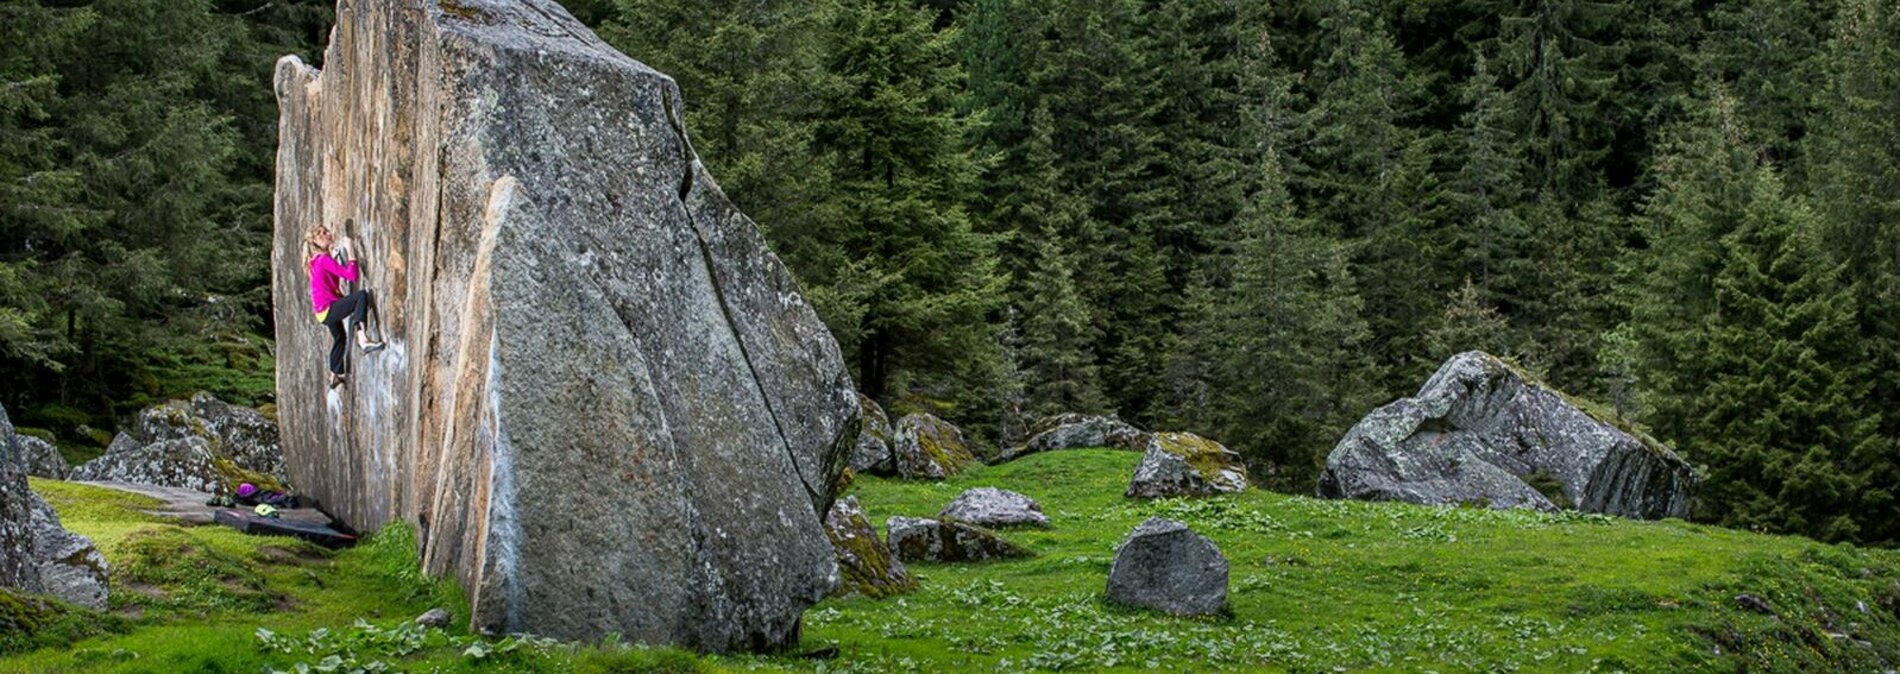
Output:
[322, 290, 372, 375]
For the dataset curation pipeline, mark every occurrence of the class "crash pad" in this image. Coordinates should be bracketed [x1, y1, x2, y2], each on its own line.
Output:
[212, 509, 357, 548]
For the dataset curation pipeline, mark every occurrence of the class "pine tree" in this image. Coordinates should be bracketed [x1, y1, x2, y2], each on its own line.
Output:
[1288, 0, 1440, 389]
[1424, 278, 1540, 369]
[1479, 0, 1626, 201]
[1804, 0, 1900, 542]
[810, 0, 1004, 403]
[1015, 235, 1107, 418]
[1623, 85, 1884, 543]
[1200, 16, 1376, 489]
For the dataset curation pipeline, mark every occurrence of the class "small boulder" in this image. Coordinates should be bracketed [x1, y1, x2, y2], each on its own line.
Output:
[1316, 351, 1699, 519]
[825, 496, 916, 598]
[890, 414, 977, 480]
[938, 487, 1048, 528]
[416, 607, 453, 629]
[72, 435, 219, 493]
[19, 435, 69, 480]
[27, 493, 108, 610]
[886, 516, 1027, 563]
[848, 393, 896, 475]
[1106, 517, 1228, 616]
[1125, 432, 1249, 499]
[999, 414, 1147, 463]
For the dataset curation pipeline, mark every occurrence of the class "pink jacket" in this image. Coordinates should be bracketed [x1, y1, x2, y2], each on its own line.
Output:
[308, 255, 359, 314]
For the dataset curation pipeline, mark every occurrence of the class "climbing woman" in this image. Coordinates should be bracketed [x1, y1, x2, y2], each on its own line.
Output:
[305, 221, 384, 388]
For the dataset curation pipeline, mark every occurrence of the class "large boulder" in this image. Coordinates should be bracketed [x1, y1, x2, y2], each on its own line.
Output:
[824, 496, 915, 598]
[19, 435, 69, 480]
[1106, 517, 1228, 616]
[1317, 351, 1698, 519]
[886, 516, 1027, 563]
[72, 435, 220, 493]
[27, 493, 108, 610]
[269, 0, 857, 651]
[890, 414, 977, 479]
[847, 393, 895, 475]
[938, 487, 1048, 528]
[0, 405, 40, 592]
[998, 413, 1146, 463]
[73, 393, 286, 492]
[1125, 432, 1249, 499]
[0, 405, 106, 609]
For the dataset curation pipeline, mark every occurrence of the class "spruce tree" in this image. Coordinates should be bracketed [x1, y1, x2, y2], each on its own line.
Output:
[1288, 0, 1439, 390]
[1201, 17, 1376, 489]
[1624, 86, 1884, 543]
[1805, 0, 1900, 542]
[810, 0, 1003, 403]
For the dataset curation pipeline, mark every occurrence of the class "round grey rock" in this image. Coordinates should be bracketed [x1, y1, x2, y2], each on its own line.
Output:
[1106, 517, 1228, 616]
[416, 607, 453, 628]
[938, 487, 1048, 528]
[1000, 414, 1147, 463]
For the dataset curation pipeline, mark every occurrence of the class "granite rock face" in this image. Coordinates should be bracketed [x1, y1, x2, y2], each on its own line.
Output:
[0, 404, 107, 608]
[890, 414, 977, 479]
[19, 435, 69, 480]
[1316, 351, 1698, 519]
[269, 0, 856, 651]
[1125, 432, 1250, 499]
[848, 393, 895, 475]
[72, 435, 220, 493]
[27, 493, 108, 610]
[1106, 517, 1227, 616]
[938, 487, 1048, 528]
[999, 414, 1146, 463]
[73, 393, 285, 493]
[824, 496, 915, 598]
[0, 405, 40, 592]
[886, 516, 1027, 563]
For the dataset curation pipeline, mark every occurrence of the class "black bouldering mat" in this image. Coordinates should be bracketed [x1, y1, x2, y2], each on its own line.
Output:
[213, 509, 358, 548]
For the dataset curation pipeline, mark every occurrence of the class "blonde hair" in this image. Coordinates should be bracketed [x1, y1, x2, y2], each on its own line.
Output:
[303, 225, 333, 260]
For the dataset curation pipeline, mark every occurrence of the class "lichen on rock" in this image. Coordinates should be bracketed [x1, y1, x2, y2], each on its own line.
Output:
[1125, 432, 1249, 499]
[1316, 351, 1699, 519]
[824, 496, 915, 599]
[890, 413, 977, 480]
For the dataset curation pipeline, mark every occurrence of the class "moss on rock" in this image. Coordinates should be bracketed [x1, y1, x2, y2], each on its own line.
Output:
[0, 586, 126, 657]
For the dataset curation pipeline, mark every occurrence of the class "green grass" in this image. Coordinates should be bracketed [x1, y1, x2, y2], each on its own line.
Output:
[794, 450, 1900, 673]
[9, 451, 1899, 673]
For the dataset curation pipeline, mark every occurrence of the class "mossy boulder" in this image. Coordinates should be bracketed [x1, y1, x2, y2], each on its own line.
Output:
[27, 493, 107, 609]
[71, 393, 288, 495]
[0, 585, 126, 657]
[890, 413, 977, 480]
[1125, 432, 1249, 499]
[824, 496, 915, 598]
[886, 516, 1028, 563]
[848, 393, 896, 475]
[1316, 351, 1699, 519]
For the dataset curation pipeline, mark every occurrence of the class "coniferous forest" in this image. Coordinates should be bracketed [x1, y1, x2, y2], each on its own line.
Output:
[4, 0, 1898, 548]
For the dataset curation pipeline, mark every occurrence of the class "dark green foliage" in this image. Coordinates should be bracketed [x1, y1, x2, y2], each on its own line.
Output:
[1620, 87, 1883, 542]
[0, 0, 329, 443]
